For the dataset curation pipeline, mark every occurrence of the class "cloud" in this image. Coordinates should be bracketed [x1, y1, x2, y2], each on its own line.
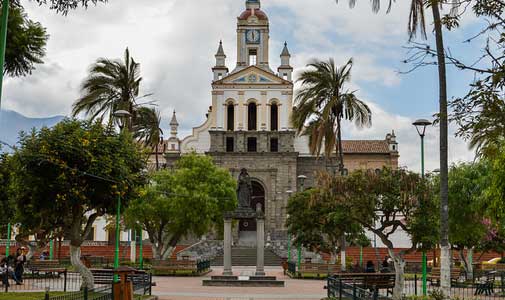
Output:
[2, 0, 477, 170]
[342, 101, 475, 171]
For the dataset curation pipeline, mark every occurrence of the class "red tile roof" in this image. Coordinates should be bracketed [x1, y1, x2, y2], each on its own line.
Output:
[342, 140, 391, 154]
[238, 9, 268, 21]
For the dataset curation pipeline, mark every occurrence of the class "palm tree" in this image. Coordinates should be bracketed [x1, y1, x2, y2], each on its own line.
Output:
[72, 48, 142, 127]
[133, 107, 163, 170]
[292, 58, 371, 174]
[336, 0, 452, 295]
[292, 58, 372, 271]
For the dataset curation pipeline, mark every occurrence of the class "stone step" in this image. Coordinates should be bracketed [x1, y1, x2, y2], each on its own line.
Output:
[211, 247, 283, 266]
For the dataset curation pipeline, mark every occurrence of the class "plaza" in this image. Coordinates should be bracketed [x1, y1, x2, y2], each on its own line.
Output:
[0, 0, 505, 300]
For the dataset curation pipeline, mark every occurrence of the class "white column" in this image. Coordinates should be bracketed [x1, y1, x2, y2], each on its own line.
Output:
[130, 230, 136, 263]
[216, 95, 224, 130]
[256, 216, 266, 276]
[223, 218, 233, 275]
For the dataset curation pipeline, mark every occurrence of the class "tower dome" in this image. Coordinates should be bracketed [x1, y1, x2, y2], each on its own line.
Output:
[239, 0, 268, 21]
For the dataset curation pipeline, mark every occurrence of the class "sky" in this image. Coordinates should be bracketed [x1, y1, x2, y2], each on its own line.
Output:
[2, 0, 487, 171]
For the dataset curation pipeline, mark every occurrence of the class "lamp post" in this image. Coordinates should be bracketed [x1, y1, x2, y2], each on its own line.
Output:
[296, 175, 307, 271]
[0, 0, 10, 112]
[413, 118, 432, 296]
[286, 189, 293, 262]
[112, 110, 131, 282]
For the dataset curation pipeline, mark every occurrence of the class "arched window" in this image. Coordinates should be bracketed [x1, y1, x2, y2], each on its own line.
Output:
[248, 102, 257, 131]
[270, 103, 278, 131]
[227, 103, 234, 131]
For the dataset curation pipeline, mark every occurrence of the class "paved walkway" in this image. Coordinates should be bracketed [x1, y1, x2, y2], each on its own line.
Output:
[152, 266, 327, 300]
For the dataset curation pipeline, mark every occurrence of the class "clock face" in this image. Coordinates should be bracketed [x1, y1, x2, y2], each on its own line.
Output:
[246, 29, 260, 44]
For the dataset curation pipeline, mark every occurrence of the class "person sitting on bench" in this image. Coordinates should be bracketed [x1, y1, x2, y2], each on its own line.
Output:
[0, 258, 21, 286]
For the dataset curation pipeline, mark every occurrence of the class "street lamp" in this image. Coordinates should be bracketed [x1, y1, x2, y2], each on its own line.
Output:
[113, 110, 132, 131]
[285, 190, 293, 263]
[297, 175, 307, 192]
[413, 118, 432, 296]
[112, 110, 132, 281]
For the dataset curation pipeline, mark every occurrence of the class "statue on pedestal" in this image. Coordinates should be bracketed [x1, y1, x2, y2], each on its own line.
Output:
[237, 168, 252, 209]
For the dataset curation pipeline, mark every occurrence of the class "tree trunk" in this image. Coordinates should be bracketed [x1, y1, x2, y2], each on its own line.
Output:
[336, 117, 345, 176]
[155, 150, 159, 171]
[162, 246, 175, 260]
[151, 242, 163, 260]
[388, 249, 406, 300]
[340, 236, 346, 271]
[459, 248, 474, 281]
[431, 0, 450, 296]
[70, 245, 94, 289]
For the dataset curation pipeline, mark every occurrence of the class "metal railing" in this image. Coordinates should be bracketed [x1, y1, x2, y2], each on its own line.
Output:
[42, 285, 113, 300]
[326, 276, 382, 300]
[403, 271, 505, 300]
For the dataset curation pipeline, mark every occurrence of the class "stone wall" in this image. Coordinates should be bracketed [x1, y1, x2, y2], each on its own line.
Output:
[176, 240, 224, 261]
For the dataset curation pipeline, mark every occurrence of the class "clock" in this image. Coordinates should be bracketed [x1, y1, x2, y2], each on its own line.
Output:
[246, 29, 260, 44]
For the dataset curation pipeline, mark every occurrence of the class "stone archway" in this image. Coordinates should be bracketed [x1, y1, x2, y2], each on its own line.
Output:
[238, 180, 265, 246]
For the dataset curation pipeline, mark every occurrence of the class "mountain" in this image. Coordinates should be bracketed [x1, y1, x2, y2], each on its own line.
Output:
[0, 110, 64, 149]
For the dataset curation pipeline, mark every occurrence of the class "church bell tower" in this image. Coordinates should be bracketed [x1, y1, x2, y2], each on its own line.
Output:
[235, 0, 271, 73]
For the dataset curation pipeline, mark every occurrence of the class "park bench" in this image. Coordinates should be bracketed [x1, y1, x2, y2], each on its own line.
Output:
[91, 268, 152, 293]
[363, 274, 395, 296]
[475, 271, 496, 296]
[151, 259, 211, 276]
[27, 260, 66, 277]
[296, 262, 340, 278]
[427, 267, 461, 285]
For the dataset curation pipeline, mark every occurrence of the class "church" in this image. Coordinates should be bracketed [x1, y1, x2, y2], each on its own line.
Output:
[159, 0, 400, 247]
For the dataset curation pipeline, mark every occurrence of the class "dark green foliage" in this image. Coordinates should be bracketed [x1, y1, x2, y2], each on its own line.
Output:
[2, 5, 48, 77]
[12, 0, 108, 15]
[10, 119, 146, 246]
[0, 153, 15, 239]
[287, 188, 367, 258]
[72, 48, 143, 122]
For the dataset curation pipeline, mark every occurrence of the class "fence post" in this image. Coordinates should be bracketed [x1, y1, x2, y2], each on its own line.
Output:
[45, 290, 50, 300]
[353, 280, 356, 300]
[84, 286, 88, 300]
[63, 269, 67, 292]
[339, 278, 342, 300]
[414, 274, 418, 296]
[149, 273, 152, 295]
[4, 272, 8, 292]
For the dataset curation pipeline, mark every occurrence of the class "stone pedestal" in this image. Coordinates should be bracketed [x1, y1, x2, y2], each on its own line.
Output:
[223, 218, 233, 276]
[256, 216, 265, 276]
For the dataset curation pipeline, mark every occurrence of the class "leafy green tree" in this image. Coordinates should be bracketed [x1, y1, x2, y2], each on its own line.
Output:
[287, 185, 366, 265]
[1, 5, 47, 77]
[10, 119, 146, 288]
[321, 168, 436, 300]
[446, 162, 490, 279]
[132, 107, 163, 170]
[486, 142, 505, 221]
[124, 153, 237, 260]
